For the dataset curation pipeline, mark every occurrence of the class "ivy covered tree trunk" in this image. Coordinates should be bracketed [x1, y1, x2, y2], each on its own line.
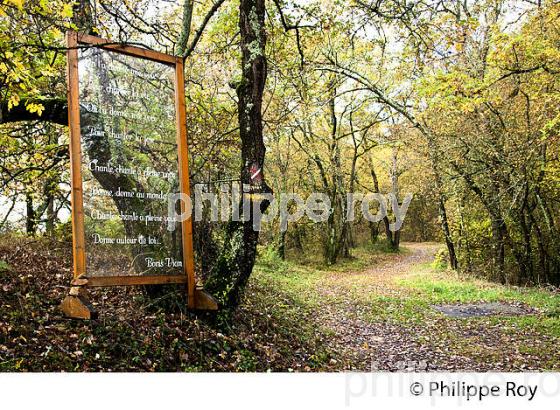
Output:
[205, 0, 271, 307]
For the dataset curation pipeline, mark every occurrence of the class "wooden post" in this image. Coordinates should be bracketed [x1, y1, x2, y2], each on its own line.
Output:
[174, 58, 197, 309]
[60, 31, 96, 319]
[66, 31, 86, 280]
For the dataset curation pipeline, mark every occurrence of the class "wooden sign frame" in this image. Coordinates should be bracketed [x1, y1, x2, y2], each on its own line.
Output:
[61, 31, 216, 318]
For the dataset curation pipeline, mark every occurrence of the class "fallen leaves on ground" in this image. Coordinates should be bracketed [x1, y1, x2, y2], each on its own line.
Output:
[1, 238, 558, 372]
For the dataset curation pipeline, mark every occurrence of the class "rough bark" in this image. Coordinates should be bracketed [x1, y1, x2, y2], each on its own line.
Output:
[206, 0, 271, 307]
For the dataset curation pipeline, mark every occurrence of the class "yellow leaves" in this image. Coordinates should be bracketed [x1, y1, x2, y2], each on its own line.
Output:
[49, 26, 62, 39]
[5, 95, 44, 117]
[7, 94, 20, 110]
[14, 358, 24, 370]
[61, 3, 73, 18]
[25, 102, 44, 116]
[7, 0, 24, 9]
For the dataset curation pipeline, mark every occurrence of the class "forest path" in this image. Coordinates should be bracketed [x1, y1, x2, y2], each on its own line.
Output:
[310, 243, 559, 371]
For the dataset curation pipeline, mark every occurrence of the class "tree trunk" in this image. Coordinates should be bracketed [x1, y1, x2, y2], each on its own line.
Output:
[25, 193, 36, 236]
[368, 155, 396, 249]
[292, 224, 304, 253]
[369, 221, 379, 244]
[389, 147, 400, 250]
[277, 229, 286, 260]
[330, 80, 350, 260]
[439, 197, 458, 270]
[206, 0, 271, 307]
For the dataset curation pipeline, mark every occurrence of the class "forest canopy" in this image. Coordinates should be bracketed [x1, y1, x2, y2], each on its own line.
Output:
[1, 0, 559, 306]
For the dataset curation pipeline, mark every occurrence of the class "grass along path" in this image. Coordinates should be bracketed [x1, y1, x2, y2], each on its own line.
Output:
[254, 242, 560, 371]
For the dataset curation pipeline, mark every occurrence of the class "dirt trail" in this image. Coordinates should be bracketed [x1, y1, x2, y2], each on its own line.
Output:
[314, 243, 558, 371]
[316, 242, 471, 371]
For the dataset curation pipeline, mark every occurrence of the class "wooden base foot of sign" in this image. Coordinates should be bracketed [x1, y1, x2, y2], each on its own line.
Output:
[59, 287, 98, 320]
[193, 287, 218, 310]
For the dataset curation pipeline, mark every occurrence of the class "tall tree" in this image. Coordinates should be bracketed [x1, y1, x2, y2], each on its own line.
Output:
[205, 0, 272, 306]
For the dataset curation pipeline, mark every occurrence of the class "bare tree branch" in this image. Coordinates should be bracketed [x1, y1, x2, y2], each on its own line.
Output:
[180, 0, 228, 59]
